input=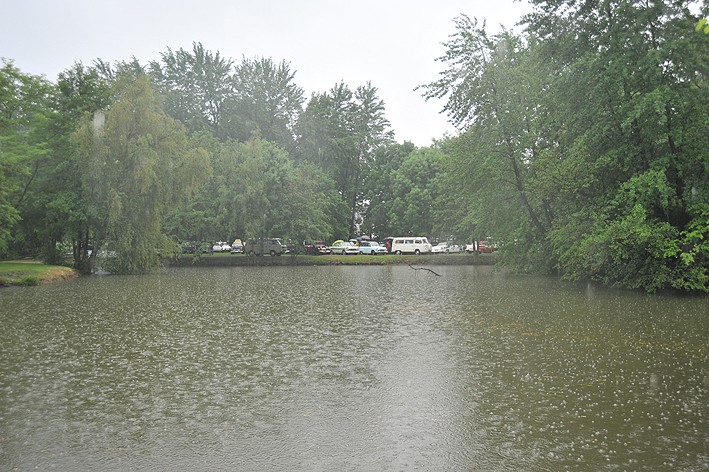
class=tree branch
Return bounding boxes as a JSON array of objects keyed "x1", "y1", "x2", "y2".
[{"x1": 407, "y1": 264, "x2": 441, "y2": 276}]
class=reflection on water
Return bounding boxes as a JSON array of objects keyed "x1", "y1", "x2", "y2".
[{"x1": 0, "y1": 266, "x2": 706, "y2": 470}]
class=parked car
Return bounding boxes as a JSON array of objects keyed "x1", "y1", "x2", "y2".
[
  {"x1": 304, "y1": 240, "x2": 332, "y2": 255},
  {"x1": 230, "y1": 239, "x2": 244, "y2": 254},
  {"x1": 465, "y1": 240, "x2": 495, "y2": 253},
  {"x1": 432, "y1": 242, "x2": 463, "y2": 254},
  {"x1": 329, "y1": 240, "x2": 359, "y2": 255},
  {"x1": 390, "y1": 237, "x2": 432, "y2": 255},
  {"x1": 479, "y1": 240, "x2": 495, "y2": 253},
  {"x1": 182, "y1": 243, "x2": 198, "y2": 254},
  {"x1": 212, "y1": 241, "x2": 231, "y2": 252},
  {"x1": 358, "y1": 241, "x2": 387, "y2": 255},
  {"x1": 243, "y1": 238, "x2": 286, "y2": 256}
]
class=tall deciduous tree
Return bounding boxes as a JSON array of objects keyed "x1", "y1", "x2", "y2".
[
  {"x1": 386, "y1": 146, "x2": 444, "y2": 237},
  {"x1": 347, "y1": 83, "x2": 394, "y2": 235},
  {"x1": 219, "y1": 137, "x2": 335, "y2": 244},
  {"x1": 421, "y1": 17, "x2": 551, "y2": 270},
  {"x1": 73, "y1": 74, "x2": 209, "y2": 273},
  {"x1": 225, "y1": 57, "x2": 305, "y2": 149},
  {"x1": 361, "y1": 141, "x2": 416, "y2": 238},
  {"x1": 149, "y1": 42, "x2": 234, "y2": 137},
  {"x1": 18, "y1": 62, "x2": 112, "y2": 266},
  {"x1": 162, "y1": 130, "x2": 222, "y2": 243},
  {"x1": 296, "y1": 81, "x2": 393, "y2": 238},
  {"x1": 0, "y1": 60, "x2": 55, "y2": 256}
]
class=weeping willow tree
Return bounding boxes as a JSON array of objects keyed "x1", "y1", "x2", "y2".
[{"x1": 73, "y1": 74, "x2": 210, "y2": 274}]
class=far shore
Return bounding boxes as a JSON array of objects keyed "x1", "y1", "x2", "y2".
[
  {"x1": 165, "y1": 252, "x2": 496, "y2": 268},
  {"x1": 1, "y1": 253, "x2": 495, "y2": 287}
]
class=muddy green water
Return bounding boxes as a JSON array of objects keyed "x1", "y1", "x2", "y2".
[{"x1": 0, "y1": 265, "x2": 706, "y2": 471}]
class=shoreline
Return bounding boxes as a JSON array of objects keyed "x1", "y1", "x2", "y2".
[
  {"x1": 1, "y1": 254, "x2": 496, "y2": 287},
  {"x1": 165, "y1": 253, "x2": 496, "y2": 268},
  {"x1": 0, "y1": 260, "x2": 78, "y2": 287}
]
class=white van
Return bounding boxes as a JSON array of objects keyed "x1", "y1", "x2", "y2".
[{"x1": 390, "y1": 237, "x2": 432, "y2": 255}]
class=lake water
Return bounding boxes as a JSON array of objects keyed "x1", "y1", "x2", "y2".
[{"x1": 0, "y1": 265, "x2": 706, "y2": 471}]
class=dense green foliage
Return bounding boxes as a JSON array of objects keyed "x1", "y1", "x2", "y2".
[
  {"x1": 73, "y1": 75, "x2": 210, "y2": 273},
  {"x1": 1, "y1": 1, "x2": 707, "y2": 291},
  {"x1": 421, "y1": 0, "x2": 708, "y2": 292},
  {"x1": 0, "y1": 61, "x2": 55, "y2": 255}
]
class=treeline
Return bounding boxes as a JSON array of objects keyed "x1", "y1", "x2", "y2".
[{"x1": 1, "y1": 0, "x2": 707, "y2": 292}]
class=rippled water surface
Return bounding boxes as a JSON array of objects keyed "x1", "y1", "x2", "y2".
[{"x1": 0, "y1": 265, "x2": 707, "y2": 470}]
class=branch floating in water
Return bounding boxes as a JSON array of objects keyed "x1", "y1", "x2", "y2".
[{"x1": 407, "y1": 264, "x2": 441, "y2": 276}]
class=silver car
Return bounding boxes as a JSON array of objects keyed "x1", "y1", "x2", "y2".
[
  {"x1": 358, "y1": 241, "x2": 387, "y2": 255},
  {"x1": 330, "y1": 240, "x2": 359, "y2": 255}
]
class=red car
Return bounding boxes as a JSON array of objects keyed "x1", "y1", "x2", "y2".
[
  {"x1": 465, "y1": 240, "x2": 495, "y2": 253},
  {"x1": 304, "y1": 240, "x2": 331, "y2": 255},
  {"x1": 478, "y1": 240, "x2": 495, "y2": 253}
]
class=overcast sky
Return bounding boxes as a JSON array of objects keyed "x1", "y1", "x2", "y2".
[{"x1": 2, "y1": 0, "x2": 532, "y2": 146}]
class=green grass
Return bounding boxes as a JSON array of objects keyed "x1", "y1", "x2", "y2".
[
  {"x1": 0, "y1": 260, "x2": 77, "y2": 287},
  {"x1": 169, "y1": 252, "x2": 495, "y2": 267}
]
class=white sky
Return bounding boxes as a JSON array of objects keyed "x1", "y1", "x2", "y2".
[{"x1": 2, "y1": 0, "x2": 532, "y2": 146}]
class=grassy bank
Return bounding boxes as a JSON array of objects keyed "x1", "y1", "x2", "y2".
[
  {"x1": 0, "y1": 260, "x2": 78, "y2": 287},
  {"x1": 166, "y1": 252, "x2": 496, "y2": 268},
  {"x1": 0, "y1": 255, "x2": 495, "y2": 286}
]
